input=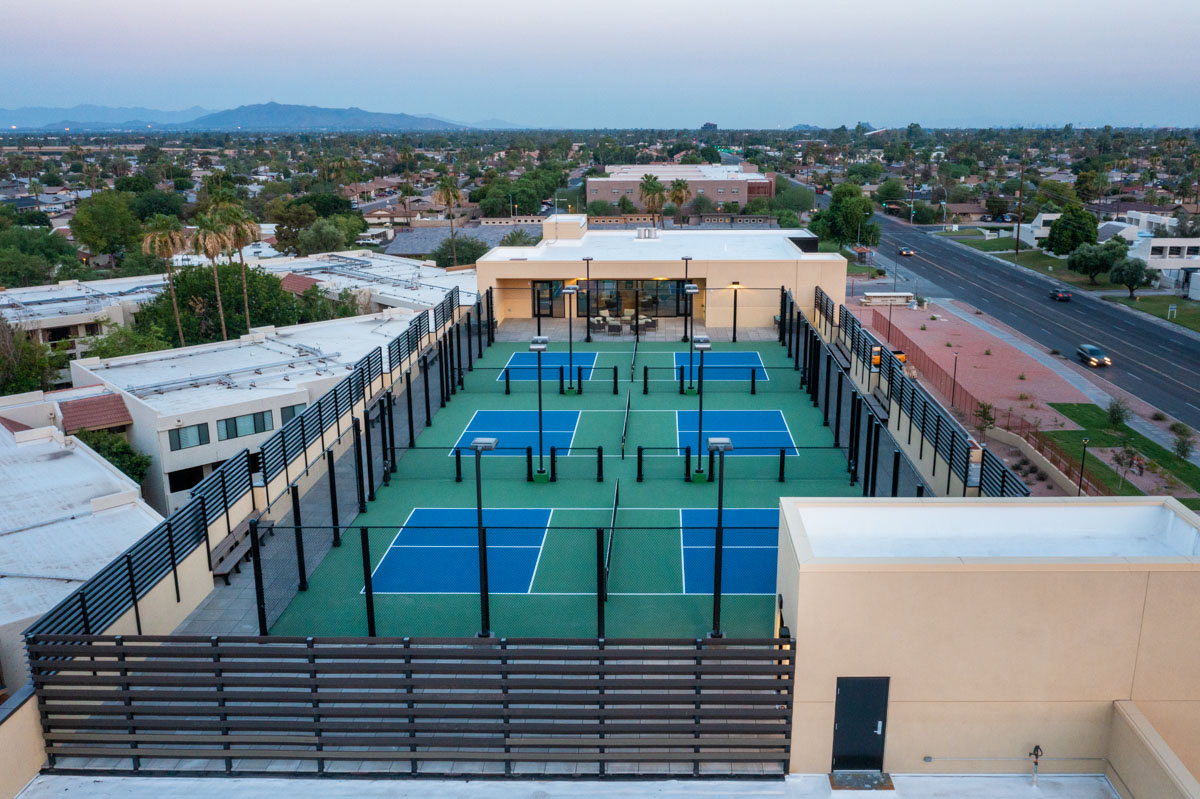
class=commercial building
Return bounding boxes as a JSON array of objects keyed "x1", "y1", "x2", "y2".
[
  {"x1": 779, "y1": 496, "x2": 1200, "y2": 788},
  {"x1": 69, "y1": 309, "x2": 424, "y2": 513},
  {"x1": 475, "y1": 215, "x2": 839, "y2": 331},
  {"x1": 0, "y1": 423, "x2": 161, "y2": 693},
  {"x1": 586, "y1": 163, "x2": 774, "y2": 211}
]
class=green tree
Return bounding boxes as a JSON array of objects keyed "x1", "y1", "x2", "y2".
[
  {"x1": 429, "y1": 235, "x2": 489, "y2": 268},
  {"x1": 1169, "y1": 422, "x2": 1195, "y2": 460},
  {"x1": 269, "y1": 202, "x2": 317, "y2": 255},
  {"x1": 297, "y1": 218, "x2": 348, "y2": 255},
  {"x1": 1066, "y1": 238, "x2": 1128, "y2": 285},
  {"x1": 76, "y1": 430, "x2": 151, "y2": 484},
  {"x1": 291, "y1": 192, "x2": 353, "y2": 217},
  {"x1": 667, "y1": 178, "x2": 691, "y2": 225},
  {"x1": 297, "y1": 285, "x2": 358, "y2": 323},
  {"x1": 499, "y1": 229, "x2": 540, "y2": 246},
  {"x1": 1106, "y1": 398, "x2": 1131, "y2": 429},
  {"x1": 1108, "y1": 256, "x2": 1157, "y2": 299},
  {"x1": 71, "y1": 191, "x2": 142, "y2": 259},
  {"x1": 114, "y1": 174, "x2": 154, "y2": 193},
  {"x1": 985, "y1": 196, "x2": 1009, "y2": 219},
  {"x1": 973, "y1": 401, "x2": 997, "y2": 440},
  {"x1": 617, "y1": 194, "x2": 637, "y2": 214},
  {"x1": 141, "y1": 214, "x2": 189, "y2": 346},
  {"x1": 875, "y1": 178, "x2": 906, "y2": 203},
  {"x1": 692, "y1": 193, "x2": 717, "y2": 215},
  {"x1": 0, "y1": 249, "x2": 55, "y2": 287},
  {"x1": 191, "y1": 214, "x2": 232, "y2": 341},
  {"x1": 638, "y1": 174, "x2": 666, "y2": 227},
  {"x1": 84, "y1": 324, "x2": 171, "y2": 359},
  {"x1": 0, "y1": 319, "x2": 60, "y2": 394},
  {"x1": 434, "y1": 175, "x2": 463, "y2": 265},
  {"x1": 810, "y1": 183, "x2": 878, "y2": 245},
  {"x1": 130, "y1": 189, "x2": 184, "y2": 221},
  {"x1": 1043, "y1": 203, "x2": 1097, "y2": 255},
  {"x1": 586, "y1": 199, "x2": 614, "y2": 216},
  {"x1": 775, "y1": 209, "x2": 801, "y2": 228}
]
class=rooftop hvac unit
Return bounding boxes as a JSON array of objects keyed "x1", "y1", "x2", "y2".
[{"x1": 636, "y1": 227, "x2": 658, "y2": 239}]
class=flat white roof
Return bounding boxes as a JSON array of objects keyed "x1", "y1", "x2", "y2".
[
  {"x1": 479, "y1": 228, "x2": 820, "y2": 264},
  {"x1": 277, "y1": 252, "x2": 478, "y2": 308},
  {"x1": 596, "y1": 164, "x2": 771, "y2": 182},
  {"x1": 78, "y1": 310, "x2": 420, "y2": 416},
  {"x1": 0, "y1": 274, "x2": 164, "y2": 324},
  {"x1": 0, "y1": 429, "x2": 161, "y2": 626},
  {"x1": 787, "y1": 498, "x2": 1200, "y2": 561}
]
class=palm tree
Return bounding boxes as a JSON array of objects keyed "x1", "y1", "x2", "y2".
[
  {"x1": 192, "y1": 213, "x2": 232, "y2": 341},
  {"x1": 638, "y1": 174, "x2": 666, "y2": 228},
  {"x1": 216, "y1": 204, "x2": 260, "y2": 331},
  {"x1": 141, "y1": 214, "x2": 188, "y2": 347},
  {"x1": 434, "y1": 174, "x2": 462, "y2": 265},
  {"x1": 667, "y1": 178, "x2": 691, "y2": 226},
  {"x1": 28, "y1": 178, "x2": 42, "y2": 213}
]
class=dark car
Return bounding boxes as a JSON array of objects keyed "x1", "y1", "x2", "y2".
[
  {"x1": 1076, "y1": 344, "x2": 1112, "y2": 367},
  {"x1": 898, "y1": 246, "x2": 916, "y2": 256},
  {"x1": 1049, "y1": 289, "x2": 1073, "y2": 302}
]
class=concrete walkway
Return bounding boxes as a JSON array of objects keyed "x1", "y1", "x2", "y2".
[{"x1": 17, "y1": 774, "x2": 1119, "y2": 799}]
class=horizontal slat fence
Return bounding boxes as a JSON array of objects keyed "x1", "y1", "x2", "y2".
[{"x1": 29, "y1": 634, "x2": 794, "y2": 778}]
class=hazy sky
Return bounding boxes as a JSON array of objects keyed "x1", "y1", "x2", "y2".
[{"x1": 4, "y1": 0, "x2": 1199, "y2": 128}]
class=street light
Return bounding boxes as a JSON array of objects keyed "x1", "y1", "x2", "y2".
[
  {"x1": 693, "y1": 335, "x2": 711, "y2": 479},
  {"x1": 562, "y1": 285, "x2": 577, "y2": 391},
  {"x1": 1077, "y1": 438, "x2": 1091, "y2": 496},
  {"x1": 583, "y1": 257, "x2": 594, "y2": 342},
  {"x1": 708, "y1": 436, "x2": 733, "y2": 638},
  {"x1": 530, "y1": 336, "x2": 549, "y2": 478},
  {"x1": 684, "y1": 284, "x2": 700, "y2": 389},
  {"x1": 681, "y1": 257, "x2": 693, "y2": 342},
  {"x1": 470, "y1": 436, "x2": 499, "y2": 637}
]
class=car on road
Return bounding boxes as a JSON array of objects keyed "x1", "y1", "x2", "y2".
[
  {"x1": 898, "y1": 246, "x2": 916, "y2": 256},
  {"x1": 1077, "y1": 344, "x2": 1112, "y2": 367},
  {"x1": 1049, "y1": 289, "x2": 1073, "y2": 302}
]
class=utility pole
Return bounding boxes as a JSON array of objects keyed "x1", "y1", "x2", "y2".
[
  {"x1": 909, "y1": 160, "x2": 916, "y2": 225},
  {"x1": 1014, "y1": 145, "x2": 1027, "y2": 265}
]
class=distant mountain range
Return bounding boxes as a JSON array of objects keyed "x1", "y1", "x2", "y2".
[{"x1": 0, "y1": 103, "x2": 524, "y2": 131}]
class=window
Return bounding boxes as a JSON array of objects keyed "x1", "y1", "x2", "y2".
[
  {"x1": 216, "y1": 410, "x2": 273, "y2": 441},
  {"x1": 167, "y1": 465, "x2": 206, "y2": 493},
  {"x1": 732, "y1": 188, "x2": 739, "y2": 195},
  {"x1": 1187, "y1": 246, "x2": 1199, "y2": 257},
  {"x1": 697, "y1": 189, "x2": 705, "y2": 194},
  {"x1": 280, "y1": 403, "x2": 306, "y2": 424},
  {"x1": 1168, "y1": 247, "x2": 1182, "y2": 257},
  {"x1": 168, "y1": 423, "x2": 210, "y2": 451},
  {"x1": 718, "y1": 188, "x2": 725, "y2": 194},
  {"x1": 625, "y1": 189, "x2": 633, "y2": 194},
  {"x1": 1151, "y1": 246, "x2": 1165, "y2": 256},
  {"x1": 590, "y1": 189, "x2": 597, "y2": 195},
  {"x1": 47, "y1": 326, "x2": 72, "y2": 343}
]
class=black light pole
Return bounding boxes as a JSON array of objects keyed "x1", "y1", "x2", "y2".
[
  {"x1": 562, "y1": 285, "x2": 577, "y2": 391},
  {"x1": 950, "y1": 352, "x2": 960, "y2": 410},
  {"x1": 471, "y1": 437, "x2": 498, "y2": 637},
  {"x1": 583, "y1": 257, "x2": 593, "y2": 342},
  {"x1": 694, "y1": 335, "x2": 711, "y2": 479},
  {"x1": 531, "y1": 336, "x2": 548, "y2": 478},
  {"x1": 685, "y1": 283, "x2": 700, "y2": 390},
  {"x1": 681, "y1": 256, "x2": 693, "y2": 342},
  {"x1": 1077, "y1": 437, "x2": 1091, "y2": 496},
  {"x1": 731, "y1": 281, "x2": 739, "y2": 343},
  {"x1": 708, "y1": 436, "x2": 733, "y2": 638}
]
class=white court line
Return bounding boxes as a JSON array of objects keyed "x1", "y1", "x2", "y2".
[
  {"x1": 526, "y1": 509, "x2": 552, "y2": 594},
  {"x1": 678, "y1": 507, "x2": 686, "y2": 594}
]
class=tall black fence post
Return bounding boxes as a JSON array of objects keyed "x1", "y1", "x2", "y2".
[
  {"x1": 596, "y1": 528, "x2": 606, "y2": 638},
  {"x1": 364, "y1": 407, "x2": 377, "y2": 503},
  {"x1": 455, "y1": 321, "x2": 464, "y2": 388},
  {"x1": 165, "y1": 519, "x2": 180, "y2": 602},
  {"x1": 291, "y1": 484, "x2": 308, "y2": 591},
  {"x1": 822, "y1": 353, "x2": 832, "y2": 426},
  {"x1": 833, "y1": 371, "x2": 844, "y2": 448},
  {"x1": 124, "y1": 553, "x2": 142, "y2": 635},
  {"x1": 848, "y1": 391, "x2": 860, "y2": 485},
  {"x1": 778, "y1": 286, "x2": 786, "y2": 344},
  {"x1": 466, "y1": 312, "x2": 474, "y2": 368},
  {"x1": 359, "y1": 526, "x2": 376, "y2": 637},
  {"x1": 732, "y1": 286, "x2": 738, "y2": 343},
  {"x1": 420, "y1": 356, "x2": 432, "y2": 426},
  {"x1": 405, "y1": 370, "x2": 416, "y2": 443},
  {"x1": 249, "y1": 519, "x2": 268, "y2": 635},
  {"x1": 437, "y1": 340, "x2": 447, "y2": 408},
  {"x1": 326, "y1": 450, "x2": 341, "y2": 546},
  {"x1": 870, "y1": 418, "x2": 883, "y2": 497},
  {"x1": 353, "y1": 417, "x2": 367, "y2": 513},
  {"x1": 387, "y1": 391, "x2": 397, "y2": 474},
  {"x1": 891, "y1": 449, "x2": 902, "y2": 497},
  {"x1": 862, "y1": 415, "x2": 875, "y2": 498}
]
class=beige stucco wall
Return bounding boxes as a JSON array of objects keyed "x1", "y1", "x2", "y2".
[
  {"x1": 1107, "y1": 701, "x2": 1200, "y2": 798},
  {"x1": 100, "y1": 540, "x2": 212, "y2": 637},
  {"x1": 0, "y1": 691, "x2": 44, "y2": 799},
  {"x1": 777, "y1": 501, "x2": 1200, "y2": 776}
]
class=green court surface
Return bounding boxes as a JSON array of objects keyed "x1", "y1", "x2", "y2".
[{"x1": 271, "y1": 339, "x2": 859, "y2": 640}]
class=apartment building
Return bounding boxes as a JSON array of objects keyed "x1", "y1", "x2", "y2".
[
  {"x1": 586, "y1": 163, "x2": 774, "y2": 211},
  {"x1": 69, "y1": 309, "x2": 423, "y2": 513}
]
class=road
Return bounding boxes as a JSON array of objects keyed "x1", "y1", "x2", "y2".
[{"x1": 862, "y1": 208, "x2": 1200, "y2": 429}]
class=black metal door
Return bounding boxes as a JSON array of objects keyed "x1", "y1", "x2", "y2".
[{"x1": 831, "y1": 676, "x2": 889, "y2": 771}]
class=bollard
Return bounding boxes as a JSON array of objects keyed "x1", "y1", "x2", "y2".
[
  {"x1": 596, "y1": 446, "x2": 604, "y2": 482},
  {"x1": 550, "y1": 446, "x2": 558, "y2": 482},
  {"x1": 612, "y1": 365, "x2": 618, "y2": 395},
  {"x1": 678, "y1": 365, "x2": 684, "y2": 395},
  {"x1": 455, "y1": 448, "x2": 462, "y2": 483},
  {"x1": 684, "y1": 445, "x2": 692, "y2": 482},
  {"x1": 504, "y1": 368, "x2": 511, "y2": 395},
  {"x1": 643, "y1": 365, "x2": 649, "y2": 395},
  {"x1": 559, "y1": 366, "x2": 565, "y2": 395},
  {"x1": 637, "y1": 446, "x2": 645, "y2": 482},
  {"x1": 578, "y1": 365, "x2": 584, "y2": 395},
  {"x1": 779, "y1": 448, "x2": 786, "y2": 482},
  {"x1": 750, "y1": 368, "x2": 756, "y2": 395},
  {"x1": 526, "y1": 447, "x2": 534, "y2": 482}
]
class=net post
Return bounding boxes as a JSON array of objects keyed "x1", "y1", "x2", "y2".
[
  {"x1": 643, "y1": 365, "x2": 649, "y2": 395},
  {"x1": 353, "y1": 417, "x2": 367, "y2": 514},
  {"x1": 526, "y1": 447, "x2": 534, "y2": 482},
  {"x1": 421, "y1": 355, "x2": 431, "y2": 426},
  {"x1": 597, "y1": 445, "x2": 604, "y2": 482},
  {"x1": 466, "y1": 311, "x2": 474, "y2": 368},
  {"x1": 685, "y1": 445, "x2": 692, "y2": 482},
  {"x1": 291, "y1": 484, "x2": 308, "y2": 592},
  {"x1": 708, "y1": 449, "x2": 715, "y2": 477},
  {"x1": 751, "y1": 367, "x2": 757, "y2": 395},
  {"x1": 505, "y1": 368, "x2": 511, "y2": 395},
  {"x1": 364, "y1": 405, "x2": 376, "y2": 503},
  {"x1": 559, "y1": 365, "x2": 565, "y2": 395},
  {"x1": 596, "y1": 528, "x2": 606, "y2": 637},
  {"x1": 326, "y1": 450, "x2": 340, "y2": 547},
  {"x1": 891, "y1": 449, "x2": 901, "y2": 497},
  {"x1": 550, "y1": 446, "x2": 557, "y2": 482},
  {"x1": 405, "y1": 369, "x2": 415, "y2": 444},
  {"x1": 249, "y1": 519, "x2": 268, "y2": 635},
  {"x1": 455, "y1": 448, "x2": 463, "y2": 483},
  {"x1": 612, "y1": 365, "x2": 618, "y2": 395},
  {"x1": 578, "y1": 365, "x2": 584, "y2": 395},
  {"x1": 359, "y1": 526, "x2": 376, "y2": 637},
  {"x1": 637, "y1": 446, "x2": 644, "y2": 482},
  {"x1": 779, "y1": 448, "x2": 786, "y2": 483}
]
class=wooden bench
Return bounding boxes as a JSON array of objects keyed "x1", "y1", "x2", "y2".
[{"x1": 210, "y1": 515, "x2": 274, "y2": 585}]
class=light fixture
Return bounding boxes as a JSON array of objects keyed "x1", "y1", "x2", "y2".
[
  {"x1": 684, "y1": 283, "x2": 699, "y2": 295},
  {"x1": 470, "y1": 437, "x2": 499, "y2": 452},
  {"x1": 707, "y1": 437, "x2": 733, "y2": 452},
  {"x1": 529, "y1": 336, "x2": 548, "y2": 352},
  {"x1": 693, "y1": 334, "x2": 711, "y2": 351},
  {"x1": 561, "y1": 285, "x2": 578, "y2": 295}
]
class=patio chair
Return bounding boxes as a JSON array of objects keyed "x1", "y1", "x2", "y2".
[{"x1": 607, "y1": 320, "x2": 623, "y2": 336}]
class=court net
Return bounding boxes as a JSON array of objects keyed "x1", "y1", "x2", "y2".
[{"x1": 603, "y1": 478, "x2": 619, "y2": 601}]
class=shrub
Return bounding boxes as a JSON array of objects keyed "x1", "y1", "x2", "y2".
[
  {"x1": 1151, "y1": 411, "x2": 1167, "y2": 422},
  {"x1": 1106, "y1": 398, "x2": 1131, "y2": 430},
  {"x1": 945, "y1": 341, "x2": 952, "y2": 347},
  {"x1": 985, "y1": 349, "x2": 992, "y2": 356},
  {"x1": 1169, "y1": 422, "x2": 1196, "y2": 460},
  {"x1": 920, "y1": 324, "x2": 927, "y2": 330},
  {"x1": 1036, "y1": 471, "x2": 1048, "y2": 482},
  {"x1": 1018, "y1": 373, "x2": 1026, "y2": 380},
  {"x1": 1018, "y1": 392, "x2": 1029, "y2": 400}
]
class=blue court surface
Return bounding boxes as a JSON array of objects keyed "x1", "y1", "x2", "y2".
[
  {"x1": 681, "y1": 508, "x2": 778, "y2": 595},
  {"x1": 675, "y1": 409, "x2": 797, "y2": 456},
  {"x1": 371, "y1": 507, "x2": 553, "y2": 594},
  {"x1": 674, "y1": 351, "x2": 767, "y2": 381},
  {"x1": 500, "y1": 351, "x2": 597, "y2": 380},
  {"x1": 452, "y1": 410, "x2": 580, "y2": 456}
]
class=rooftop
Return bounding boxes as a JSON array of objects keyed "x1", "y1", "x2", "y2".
[
  {"x1": 784, "y1": 497, "x2": 1200, "y2": 561},
  {"x1": 478, "y1": 227, "x2": 821, "y2": 263},
  {"x1": 0, "y1": 274, "x2": 164, "y2": 325},
  {"x1": 0, "y1": 427, "x2": 161, "y2": 628},
  {"x1": 76, "y1": 309, "x2": 420, "y2": 416},
  {"x1": 595, "y1": 164, "x2": 772, "y2": 182}
]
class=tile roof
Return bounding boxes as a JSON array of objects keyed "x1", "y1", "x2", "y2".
[
  {"x1": 280, "y1": 272, "x2": 322, "y2": 295},
  {"x1": 0, "y1": 415, "x2": 31, "y2": 433},
  {"x1": 59, "y1": 393, "x2": 133, "y2": 434}
]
